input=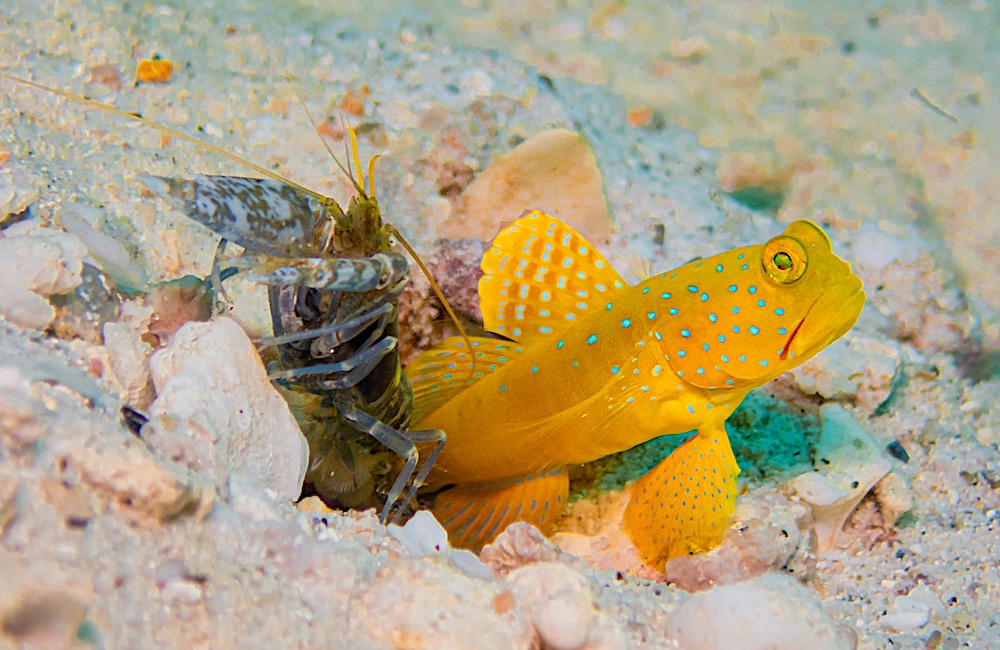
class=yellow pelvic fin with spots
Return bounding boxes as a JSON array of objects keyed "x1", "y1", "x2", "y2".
[
  {"x1": 622, "y1": 426, "x2": 741, "y2": 567},
  {"x1": 407, "y1": 336, "x2": 524, "y2": 422},
  {"x1": 433, "y1": 468, "x2": 569, "y2": 550},
  {"x1": 479, "y1": 210, "x2": 626, "y2": 344}
]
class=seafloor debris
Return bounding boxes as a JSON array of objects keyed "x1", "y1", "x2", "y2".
[
  {"x1": 0, "y1": 224, "x2": 87, "y2": 330},
  {"x1": 785, "y1": 334, "x2": 902, "y2": 413},
  {"x1": 387, "y1": 510, "x2": 492, "y2": 580},
  {"x1": 101, "y1": 322, "x2": 155, "y2": 411},
  {"x1": 58, "y1": 203, "x2": 149, "y2": 293},
  {"x1": 790, "y1": 404, "x2": 893, "y2": 552},
  {"x1": 666, "y1": 573, "x2": 856, "y2": 650},
  {"x1": 135, "y1": 58, "x2": 174, "y2": 84},
  {"x1": 482, "y1": 522, "x2": 575, "y2": 577},
  {"x1": 446, "y1": 128, "x2": 614, "y2": 242},
  {"x1": 146, "y1": 317, "x2": 308, "y2": 500},
  {"x1": 661, "y1": 493, "x2": 815, "y2": 592},
  {"x1": 507, "y1": 562, "x2": 623, "y2": 650}
]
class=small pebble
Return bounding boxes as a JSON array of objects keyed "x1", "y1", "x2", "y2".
[{"x1": 509, "y1": 563, "x2": 597, "y2": 650}]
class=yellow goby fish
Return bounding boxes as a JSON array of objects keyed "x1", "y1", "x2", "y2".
[{"x1": 407, "y1": 210, "x2": 864, "y2": 565}]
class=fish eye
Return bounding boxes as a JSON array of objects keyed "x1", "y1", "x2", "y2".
[{"x1": 762, "y1": 236, "x2": 807, "y2": 284}]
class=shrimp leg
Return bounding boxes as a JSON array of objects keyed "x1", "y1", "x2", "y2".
[{"x1": 335, "y1": 397, "x2": 445, "y2": 524}]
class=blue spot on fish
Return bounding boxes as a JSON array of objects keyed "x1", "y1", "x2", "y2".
[{"x1": 587, "y1": 334, "x2": 598, "y2": 345}]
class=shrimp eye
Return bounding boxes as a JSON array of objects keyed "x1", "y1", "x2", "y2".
[{"x1": 762, "y1": 236, "x2": 807, "y2": 284}]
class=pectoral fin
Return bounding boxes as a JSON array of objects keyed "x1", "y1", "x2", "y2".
[
  {"x1": 433, "y1": 468, "x2": 569, "y2": 550},
  {"x1": 407, "y1": 337, "x2": 524, "y2": 423},
  {"x1": 623, "y1": 426, "x2": 741, "y2": 567}
]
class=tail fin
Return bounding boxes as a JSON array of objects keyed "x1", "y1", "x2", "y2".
[
  {"x1": 622, "y1": 426, "x2": 740, "y2": 567},
  {"x1": 433, "y1": 469, "x2": 569, "y2": 551}
]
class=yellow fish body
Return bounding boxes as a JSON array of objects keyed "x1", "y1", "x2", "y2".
[{"x1": 407, "y1": 210, "x2": 864, "y2": 564}]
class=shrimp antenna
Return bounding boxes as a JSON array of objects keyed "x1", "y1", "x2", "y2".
[
  {"x1": 0, "y1": 70, "x2": 332, "y2": 206},
  {"x1": 263, "y1": 44, "x2": 478, "y2": 377},
  {"x1": 261, "y1": 42, "x2": 364, "y2": 197},
  {"x1": 2, "y1": 63, "x2": 477, "y2": 378}
]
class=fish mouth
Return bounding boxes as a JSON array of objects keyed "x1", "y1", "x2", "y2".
[{"x1": 785, "y1": 273, "x2": 866, "y2": 362}]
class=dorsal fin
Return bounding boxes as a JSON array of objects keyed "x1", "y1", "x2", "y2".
[
  {"x1": 479, "y1": 210, "x2": 626, "y2": 344},
  {"x1": 407, "y1": 336, "x2": 524, "y2": 422}
]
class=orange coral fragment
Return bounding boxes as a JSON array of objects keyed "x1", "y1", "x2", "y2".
[
  {"x1": 626, "y1": 106, "x2": 653, "y2": 128},
  {"x1": 135, "y1": 58, "x2": 173, "y2": 84},
  {"x1": 339, "y1": 85, "x2": 371, "y2": 117},
  {"x1": 316, "y1": 119, "x2": 345, "y2": 140}
]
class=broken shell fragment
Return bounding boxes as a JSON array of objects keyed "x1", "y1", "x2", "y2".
[
  {"x1": 791, "y1": 404, "x2": 891, "y2": 552},
  {"x1": 446, "y1": 129, "x2": 613, "y2": 242}
]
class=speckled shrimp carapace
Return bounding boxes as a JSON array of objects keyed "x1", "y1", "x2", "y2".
[
  {"x1": 0, "y1": 70, "x2": 457, "y2": 524},
  {"x1": 407, "y1": 210, "x2": 865, "y2": 564}
]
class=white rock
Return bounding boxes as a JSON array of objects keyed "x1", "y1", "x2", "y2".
[
  {"x1": 667, "y1": 573, "x2": 854, "y2": 650},
  {"x1": 874, "y1": 472, "x2": 914, "y2": 526},
  {"x1": 102, "y1": 322, "x2": 155, "y2": 411},
  {"x1": 0, "y1": 226, "x2": 87, "y2": 295},
  {"x1": 0, "y1": 285, "x2": 55, "y2": 329},
  {"x1": 387, "y1": 510, "x2": 493, "y2": 580},
  {"x1": 0, "y1": 166, "x2": 39, "y2": 218},
  {"x1": 880, "y1": 594, "x2": 931, "y2": 631},
  {"x1": 0, "y1": 227, "x2": 87, "y2": 329},
  {"x1": 149, "y1": 317, "x2": 308, "y2": 501},
  {"x1": 787, "y1": 334, "x2": 902, "y2": 413},
  {"x1": 508, "y1": 562, "x2": 598, "y2": 650}
]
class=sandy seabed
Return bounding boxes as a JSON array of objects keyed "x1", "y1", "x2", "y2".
[{"x1": 1, "y1": 1, "x2": 998, "y2": 648}]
